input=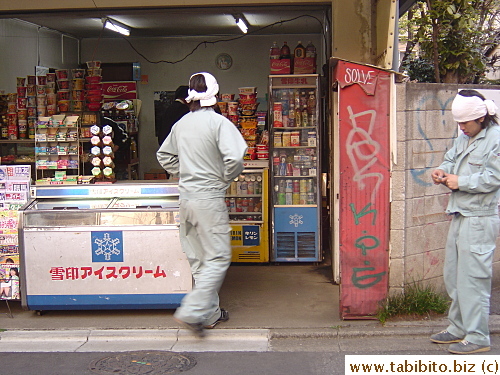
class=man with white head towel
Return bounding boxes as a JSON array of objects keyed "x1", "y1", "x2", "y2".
[
  {"x1": 430, "y1": 89, "x2": 500, "y2": 354},
  {"x1": 157, "y1": 72, "x2": 247, "y2": 337}
]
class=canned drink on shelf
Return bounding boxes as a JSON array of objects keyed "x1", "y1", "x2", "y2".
[
  {"x1": 241, "y1": 197, "x2": 249, "y2": 212},
  {"x1": 236, "y1": 198, "x2": 243, "y2": 212},
  {"x1": 285, "y1": 192, "x2": 293, "y2": 205},
  {"x1": 300, "y1": 179, "x2": 307, "y2": 193},
  {"x1": 307, "y1": 193, "x2": 315, "y2": 205},
  {"x1": 248, "y1": 197, "x2": 254, "y2": 212},
  {"x1": 299, "y1": 193, "x2": 307, "y2": 205},
  {"x1": 229, "y1": 198, "x2": 236, "y2": 212},
  {"x1": 292, "y1": 192, "x2": 300, "y2": 205},
  {"x1": 230, "y1": 180, "x2": 238, "y2": 195},
  {"x1": 247, "y1": 181, "x2": 254, "y2": 195},
  {"x1": 285, "y1": 179, "x2": 293, "y2": 192}
]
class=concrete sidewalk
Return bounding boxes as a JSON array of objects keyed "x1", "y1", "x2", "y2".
[{"x1": 1, "y1": 265, "x2": 499, "y2": 352}]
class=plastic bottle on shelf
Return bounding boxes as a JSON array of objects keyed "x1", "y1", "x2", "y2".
[
  {"x1": 270, "y1": 41, "x2": 280, "y2": 60},
  {"x1": 306, "y1": 41, "x2": 316, "y2": 58},
  {"x1": 280, "y1": 42, "x2": 291, "y2": 60},
  {"x1": 294, "y1": 41, "x2": 306, "y2": 59},
  {"x1": 306, "y1": 41, "x2": 317, "y2": 73}
]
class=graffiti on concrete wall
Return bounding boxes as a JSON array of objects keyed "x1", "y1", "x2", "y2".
[{"x1": 410, "y1": 94, "x2": 455, "y2": 187}]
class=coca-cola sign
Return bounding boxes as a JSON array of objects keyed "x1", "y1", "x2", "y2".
[
  {"x1": 102, "y1": 81, "x2": 137, "y2": 101},
  {"x1": 270, "y1": 59, "x2": 291, "y2": 75},
  {"x1": 293, "y1": 58, "x2": 316, "y2": 74}
]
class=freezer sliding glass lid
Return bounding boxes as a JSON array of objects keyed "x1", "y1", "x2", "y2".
[
  {"x1": 26, "y1": 198, "x2": 113, "y2": 210},
  {"x1": 110, "y1": 197, "x2": 179, "y2": 209}
]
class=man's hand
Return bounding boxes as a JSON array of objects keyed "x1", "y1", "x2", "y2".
[
  {"x1": 431, "y1": 169, "x2": 445, "y2": 185},
  {"x1": 441, "y1": 174, "x2": 459, "y2": 190}
]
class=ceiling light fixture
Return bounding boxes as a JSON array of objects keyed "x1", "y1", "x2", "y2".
[
  {"x1": 233, "y1": 14, "x2": 249, "y2": 34},
  {"x1": 103, "y1": 17, "x2": 131, "y2": 36}
]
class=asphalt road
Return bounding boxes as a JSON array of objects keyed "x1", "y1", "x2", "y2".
[{"x1": 2, "y1": 334, "x2": 500, "y2": 375}]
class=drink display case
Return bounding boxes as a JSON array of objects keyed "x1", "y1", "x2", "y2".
[
  {"x1": 226, "y1": 162, "x2": 269, "y2": 262},
  {"x1": 269, "y1": 74, "x2": 321, "y2": 262},
  {"x1": 18, "y1": 182, "x2": 192, "y2": 311}
]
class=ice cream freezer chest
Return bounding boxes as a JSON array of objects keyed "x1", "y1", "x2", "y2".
[{"x1": 18, "y1": 182, "x2": 192, "y2": 311}]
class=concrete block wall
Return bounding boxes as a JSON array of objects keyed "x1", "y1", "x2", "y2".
[{"x1": 391, "y1": 83, "x2": 500, "y2": 295}]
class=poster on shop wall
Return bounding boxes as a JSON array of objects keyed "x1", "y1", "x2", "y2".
[{"x1": 0, "y1": 165, "x2": 30, "y2": 301}]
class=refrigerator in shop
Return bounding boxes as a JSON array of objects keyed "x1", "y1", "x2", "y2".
[
  {"x1": 268, "y1": 74, "x2": 321, "y2": 262},
  {"x1": 227, "y1": 161, "x2": 269, "y2": 262},
  {"x1": 18, "y1": 182, "x2": 192, "y2": 311}
]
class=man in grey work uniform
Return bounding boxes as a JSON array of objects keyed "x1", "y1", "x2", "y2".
[
  {"x1": 430, "y1": 89, "x2": 500, "y2": 354},
  {"x1": 157, "y1": 72, "x2": 247, "y2": 337}
]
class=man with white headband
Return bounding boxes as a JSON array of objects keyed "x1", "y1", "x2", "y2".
[
  {"x1": 157, "y1": 72, "x2": 247, "y2": 337},
  {"x1": 430, "y1": 89, "x2": 500, "y2": 354}
]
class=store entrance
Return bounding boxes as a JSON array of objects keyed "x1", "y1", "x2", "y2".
[{"x1": 221, "y1": 263, "x2": 339, "y2": 328}]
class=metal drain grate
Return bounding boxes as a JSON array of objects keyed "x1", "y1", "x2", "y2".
[{"x1": 89, "y1": 351, "x2": 197, "y2": 374}]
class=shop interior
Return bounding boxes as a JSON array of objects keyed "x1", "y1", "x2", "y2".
[{"x1": 0, "y1": 5, "x2": 340, "y2": 321}]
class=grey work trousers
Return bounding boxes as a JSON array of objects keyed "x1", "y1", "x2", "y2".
[
  {"x1": 444, "y1": 213, "x2": 499, "y2": 346},
  {"x1": 173, "y1": 196, "x2": 232, "y2": 325}
]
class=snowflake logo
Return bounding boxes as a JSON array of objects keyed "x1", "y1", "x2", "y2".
[
  {"x1": 94, "y1": 232, "x2": 121, "y2": 261},
  {"x1": 289, "y1": 213, "x2": 303, "y2": 227}
]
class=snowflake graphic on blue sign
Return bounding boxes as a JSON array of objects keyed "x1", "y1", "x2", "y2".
[
  {"x1": 92, "y1": 231, "x2": 123, "y2": 262},
  {"x1": 289, "y1": 213, "x2": 304, "y2": 227}
]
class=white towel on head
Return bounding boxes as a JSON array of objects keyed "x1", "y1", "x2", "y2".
[
  {"x1": 452, "y1": 93, "x2": 497, "y2": 122},
  {"x1": 185, "y1": 72, "x2": 219, "y2": 107}
]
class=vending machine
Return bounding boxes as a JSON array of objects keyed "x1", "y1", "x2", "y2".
[
  {"x1": 226, "y1": 161, "x2": 269, "y2": 262},
  {"x1": 268, "y1": 74, "x2": 321, "y2": 262}
]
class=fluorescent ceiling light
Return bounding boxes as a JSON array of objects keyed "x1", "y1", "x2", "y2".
[
  {"x1": 103, "y1": 18, "x2": 130, "y2": 36},
  {"x1": 234, "y1": 15, "x2": 248, "y2": 34}
]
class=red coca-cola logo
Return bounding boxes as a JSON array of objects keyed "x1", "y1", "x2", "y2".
[
  {"x1": 106, "y1": 85, "x2": 130, "y2": 93},
  {"x1": 271, "y1": 60, "x2": 291, "y2": 68},
  {"x1": 294, "y1": 58, "x2": 314, "y2": 68}
]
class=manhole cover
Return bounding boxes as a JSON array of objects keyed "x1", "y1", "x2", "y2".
[{"x1": 89, "y1": 351, "x2": 197, "y2": 374}]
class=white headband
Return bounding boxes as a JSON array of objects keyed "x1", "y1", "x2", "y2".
[
  {"x1": 451, "y1": 93, "x2": 498, "y2": 122},
  {"x1": 185, "y1": 72, "x2": 219, "y2": 107}
]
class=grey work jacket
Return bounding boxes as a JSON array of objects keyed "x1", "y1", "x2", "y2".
[
  {"x1": 438, "y1": 124, "x2": 500, "y2": 216},
  {"x1": 157, "y1": 107, "x2": 248, "y2": 199}
]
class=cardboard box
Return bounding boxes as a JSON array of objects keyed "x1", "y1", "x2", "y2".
[
  {"x1": 270, "y1": 59, "x2": 292, "y2": 75},
  {"x1": 293, "y1": 57, "x2": 316, "y2": 74}
]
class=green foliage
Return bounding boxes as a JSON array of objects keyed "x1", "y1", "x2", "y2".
[
  {"x1": 400, "y1": 57, "x2": 436, "y2": 82},
  {"x1": 376, "y1": 282, "x2": 449, "y2": 324},
  {"x1": 400, "y1": 0, "x2": 500, "y2": 83}
]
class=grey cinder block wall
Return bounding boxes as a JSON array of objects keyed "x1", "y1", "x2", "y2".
[{"x1": 390, "y1": 83, "x2": 500, "y2": 296}]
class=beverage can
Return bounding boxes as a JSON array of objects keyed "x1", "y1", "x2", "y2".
[
  {"x1": 293, "y1": 180, "x2": 300, "y2": 193},
  {"x1": 292, "y1": 192, "x2": 300, "y2": 205},
  {"x1": 307, "y1": 193, "x2": 315, "y2": 205},
  {"x1": 242, "y1": 198, "x2": 249, "y2": 212},
  {"x1": 285, "y1": 192, "x2": 293, "y2": 205},
  {"x1": 247, "y1": 181, "x2": 254, "y2": 195},
  {"x1": 300, "y1": 179, "x2": 307, "y2": 193},
  {"x1": 285, "y1": 179, "x2": 293, "y2": 192},
  {"x1": 278, "y1": 193, "x2": 286, "y2": 205},
  {"x1": 299, "y1": 193, "x2": 307, "y2": 205}
]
